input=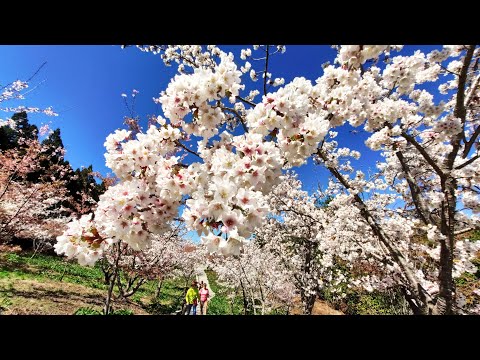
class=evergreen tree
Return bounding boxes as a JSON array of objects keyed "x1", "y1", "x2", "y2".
[
  {"x1": 27, "y1": 128, "x2": 70, "y2": 183},
  {"x1": 12, "y1": 111, "x2": 38, "y2": 141},
  {"x1": 0, "y1": 111, "x2": 38, "y2": 151}
]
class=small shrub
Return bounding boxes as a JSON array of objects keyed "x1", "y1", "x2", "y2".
[
  {"x1": 111, "y1": 309, "x2": 134, "y2": 315},
  {"x1": 74, "y1": 307, "x2": 134, "y2": 315},
  {"x1": 74, "y1": 307, "x2": 102, "y2": 315},
  {"x1": 468, "y1": 230, "x2": 480, "y2": 242}
]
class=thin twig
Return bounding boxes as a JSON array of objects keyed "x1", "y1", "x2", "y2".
[
  {"x1": 176, "y1": 140, "x2": 201, "y2": 159},
  {"x1": 26, "y1": 62, "x2": 48, "y2": 83},
  {"x1": 220, "y1": 106, "x2": 248, "y2": 133},
  {"x1": 235, "y1": 96, "x2": 257, "y2": 108}
]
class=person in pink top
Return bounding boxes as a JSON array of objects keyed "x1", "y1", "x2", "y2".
[{"x1": 199, "y1": 283, "x2": 210, "y2": 315}]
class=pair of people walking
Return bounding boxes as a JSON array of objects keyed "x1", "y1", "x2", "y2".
[{"x1": 184, "y1": 280, "x2": 210, "y2": 315}]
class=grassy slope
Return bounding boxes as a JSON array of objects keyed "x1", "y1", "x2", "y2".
[{"x1": 0, "y1": 251, "x2": 184, "y2": 315}]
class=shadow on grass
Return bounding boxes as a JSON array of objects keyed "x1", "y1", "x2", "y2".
[
  {"x1": 143, "y1": 284, "x2": 185, "y2": 314},
  {"x1": 2, "y1": 286, "x2": 105, "y2": 306},
  {"x1": 0, "y1": 259, "x2": 34, "y2": 274}
]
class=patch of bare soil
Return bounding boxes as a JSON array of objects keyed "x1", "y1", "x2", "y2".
[
  {"x1": 0, "y1": 277, "x2": 148, "y2": 315},
  {"x1": 290, "y1": 297, "x2": 344, "y2": 315},
  {"x1": 311, "y1": 300, "x2": 344, "y2": 315}
]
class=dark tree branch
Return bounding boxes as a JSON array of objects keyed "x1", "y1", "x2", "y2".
[
  {"x1": 236, "y1": 96, "x2": 258, "y2": 108},
  {"x1": 263, "y1": 45, "x2": 270, "y2": 96},
  {"x1": 463, "y1": 74, "x2": 480, "y2": 157},
  {"x1": 220, "y1": 106, "x2": 248, "y2": 133},
  {"x1": 175, "y1": 140, "x2": 201, "y2": 159},
  {"x1": 439, "y1": 64, "x2": 460, "y2": 77},
  {"x1": 26, "y1": 62, "x2": 48, "y2": 83},
  {"x1": 447, "y1": 45, "x2": 476, "y2": 170},
  {"x1": 455, "y1": 153, "x2": 480, "y2": 170},
  {"x1": 395, "y1": 151, "x2": 433, "y2": 225},
  {"x1": 399, "y1": 130, "x2": 446, "y2": 179},
  {"x1": 463, "y1": 125, "x2": 480, "y2": 158}
]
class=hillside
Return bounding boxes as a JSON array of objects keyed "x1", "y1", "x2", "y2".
[{"x1": 0, "y1": 247, "x2": 183, "y2": 315}]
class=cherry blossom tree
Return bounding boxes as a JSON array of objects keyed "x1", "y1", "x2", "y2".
[
  {"x1": 259, "y1": 174, "x2": 480, "y2": 314},
  {"x1": 100, "y1": 222, "x2": 193, "y2": 314},
  {"x1": 56, "y1": 45, "x2": 480, "y2": 315},
  {"x1": 1, "y1": 66, "x2": 67, "y2": 252},
  {"x1": 0, "y1": 131, "x2": 71, "y2": 250},
  {"x1": 210, "y1": 240, "x2": 296, "y2": 314},
  {"x1": 310, "y1": 45, "x2": 480, "y2": 314},
  {"x1": 172, "y1": 241, "x2": 205, "y2": 290},
  {"x1": 256, "y1": 174, "x2": 349, "y2": 314},
  {"x1": 0, "y1": 63, "x2": 57, "y2": 121},
  {"x1": 104, "y1": 223, "x2": 187, "y2": 300}
]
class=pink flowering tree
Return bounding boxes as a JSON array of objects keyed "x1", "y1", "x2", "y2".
[
  {"x1": 210, "y1": 240, "x2": 296, "y2": 314},
  {"x1": 101, "y1": 223, "x2": 187, "y2": 314},
  {"x1": 172, "y1": 242, "x2": 205, "y2": 290},
  {"x1": 0, "y1": 66, "x2": 67, "y2": 251},
  {"x1": 0, "y1": 129, "x2": 71, "y2": 251},
  {"x1": 0, "y1": 66, "x2": 57, "y2": 121},
  {"x1": 259, "y1": 174, "x2": 480, "y2": 314},
  {"x1": 56, "y1": 45, "x2": 480, "y2": 315},
  {"x1": 310, "y1": 45, "x2": 480, "y2": 314},
  {"x1": 256, "y1": 174, "x2": 351, "y2": 314}
]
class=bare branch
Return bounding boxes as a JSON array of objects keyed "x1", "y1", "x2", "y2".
[
  {"x1": 447, "y1": 45, "x2": 476, "y2": 169},
  {"x1": 236, "y1": 95, "x2": 258, "y2": 108},
  {"x1": 399, "y1": 130, "x2": 446, "y2": 179},
  {"x1": 220, "y1": 106, "x2": 248, "y2": 133},
  {"x1": 455, "y1": 153, "x2": 480, "y2": 170},
  {"x1": 26, "y1": 62, "x2": 47, "y2": 83},
  {"x1": 263, "y1": 45, "x2": 270, "y2": 96},
  {"x1": 395, "y1": 150, "x2": 434, "y2": 225},
  {"x1": 175, "y1": 140, "x2": 201, "y2": 159}
]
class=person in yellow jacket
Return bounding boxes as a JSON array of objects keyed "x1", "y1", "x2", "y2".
[{"x1": 184, "y1": 281, "x2": 200, "y2": 315}]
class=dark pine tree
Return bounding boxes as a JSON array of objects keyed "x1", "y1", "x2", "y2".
[
  {"x1": 0, "y1": 111, "x2": 38, "y2": 151},
  {"x1": 27, "y1": 128, "x2": 71, "y2": 183}
]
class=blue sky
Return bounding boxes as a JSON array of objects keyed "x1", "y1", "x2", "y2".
[{"x1": 0, "y1": 45, "x2": 441, "y2": 195}]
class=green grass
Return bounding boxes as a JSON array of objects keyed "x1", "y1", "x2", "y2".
[
  {"x1": 0, "y1": 296, "x2": 12, "y2": 313},
  {"x1": 0, "y1": 251, "x2": 188, "y2": 314},
  {"x1": 205, "y1": 270, "x2": 245, "y2": 315},
  {"x1": 468, "y1": 230, "x2": 480, "y2": 242},
  {"x1": 0, "y1": 252, "x2": 106, "y2": 289},
  {"x1": 74, "y1": 307, "x2": 134, "y2": 315},
  {"x1": 143, "y1": 278, "x2": 185, "y2": 314}
]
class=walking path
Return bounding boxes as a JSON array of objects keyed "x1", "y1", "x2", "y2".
[{"x1": 195, "y1": 265, "x2": 214, "y2": 314}]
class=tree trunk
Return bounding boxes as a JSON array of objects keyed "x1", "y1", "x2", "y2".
[
  {"x1": 250, "y1": 288, "x2": 257, "y2": 315},
  {"x1": 434, "y1": 178, "x2": 457, "y2": 315},
  {"x1": 400, "y1": 286, "x2": 425, "y2": 315},
  {"x1": 231, "y1": 288, "x2": 238, "y2": 315},
  {"x1": 301, "y1": 240, "x2": 315, "y2": 315},
  {"x1": 301, "y1": 291, "x2": 315, "y2": 315},
  {"x1": 155, "y1": 276, "x2": 164, "y2": 299},
  {"x1": 239, "y1": 278, "x2": 248, "y2": 315},
  {"x1": 104, "y1": 242, "x2": 121, "y2": 315},
  {"x1": 104, "y1": 271, "x2": 116, "y2": 315}
]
